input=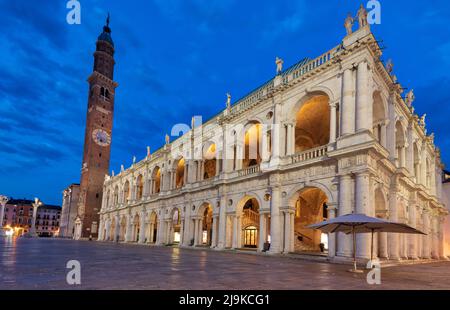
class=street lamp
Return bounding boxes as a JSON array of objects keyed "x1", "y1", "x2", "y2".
[
  {"x1": 29, "y1": 197, "x2": 43, "y2": 237},
  {"x1": 0, "y1": 195, "x2": 9, "y2": 237}
]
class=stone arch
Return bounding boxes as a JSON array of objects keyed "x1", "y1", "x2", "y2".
[
  {"x1": 395, "y1": 121, "x2": 407, "y2": 168},
  {"x1": 242, "y1": 121, "x2": 263, "y2": 169},
  {"x1": 235, "y1": 195, "x2": 261, "y2": 249},
  {"x1": 151, "y1": 166, "x2": 161, "y2": 193},
  {"x1": 372, "y1": 90, "x2": 387, "y2": 146},
  {"x1": 109, "y1": 216, "x2": 116, "y2": 241},
  {"x1": 123, "y1": 180, "x2": 131, "y2": 203},
  {"x1": 287, "y1": 181, "x2": 335, "y2": 207},
  {"x1": 119, "y1": 215, "x2": 127, "y2": 241},
  {"x1": 131, "y1": 213, "x2": 140, "y2": 242},
  {"x1": 203, "y1": 142, "x2": 217, "y2": 179},
  {"x1": 374, "y1": 187, "x2": 389, "y2": 259},
  {"x1": 136, "y1": 174, "x2": 144, "y2": 200},
  {"x1": 168, "y1": 207, "x2": 182, "y2": 244},
  {"x1": 147, "y1": 210, "x2": 159, "y2": 243},
  {"x1": 172, "y1": 157, "x2": 185, "y2": 188},
  {"x1": 197, "y1": 202, "x2": 214, "y2": 246},
  {"x1": 289, "y1": 186, "x2": 330, "y2": 253},
  {"x1": 113, "y1": 185, "x2": 119, "y2": 206},
  {"x1": 292, "y1": 92, "x2": 330, "y2": 152}
]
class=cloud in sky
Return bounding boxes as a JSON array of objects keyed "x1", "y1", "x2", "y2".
[{"x1": 0, "y1": 0, "x2": 449, "y2": 204}]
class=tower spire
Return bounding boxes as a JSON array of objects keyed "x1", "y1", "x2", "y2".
[{"x1": 103, "y1": 13, "x2": 111, "y2": 34}]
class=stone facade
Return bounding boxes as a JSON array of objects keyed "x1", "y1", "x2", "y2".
[
  {"x1": 60, "y1": 184, "x2": 80, "y2": 238},
  {"x1": 98, "y1": 21, "x2": 448, "y2": 262}
]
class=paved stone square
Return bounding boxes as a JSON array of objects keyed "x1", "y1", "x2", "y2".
[{"x1": 1, "y1": 237, "x2": 449, "y2": 290}]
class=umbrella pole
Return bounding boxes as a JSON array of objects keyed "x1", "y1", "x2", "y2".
[
  {"x1": 371, "y1": 228, "x2": 374, "y2": 262},
  {"x1": 353, "y1": 227, "x2": 357, "y2": 271}
]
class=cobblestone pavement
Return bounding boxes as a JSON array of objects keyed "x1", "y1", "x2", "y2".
[{"x1": 1, "y1": 237, "x2": 449, "y2": 290}]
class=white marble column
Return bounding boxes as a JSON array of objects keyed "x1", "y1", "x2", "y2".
[
  {"x1": 406, "y1": 124, "x2": 414, "y2": 174},
  {"x1": 269, "y1": 187, "x2": 282, "y2": 254},
  {"x1": 388, "y1": 189, "x2": 400, "y2": 260},
  {"x1": 192, "y1": 218, "x2": 198, "y2": 245},
  {"x1": 337, "y1": 175, "x2": 352, "y2": 257},
  {"x1": 422, "y1": 211, "x2": 430, "y2": 258},
  {"x1": 138, "y1": 214, "x2": 146, "y2": 243},
  {"x1": 356, "y1": 61, "x2": 371, "y2": 131},
  {"x1": 114, "y1": 215, "x2": 120, "y2": 242},
  {"x1": 355, "y1": 172, "x2": 371, "y2": 258},
  {"x1": 285, "y1": 123, "x2": 294, "y2": 156},
  {"x1": 340, "y1": 68, "x2": 355, "y2": 135},
  {"x1": 329, "y1": 102, "x2": 337, "y2": 147},
  {"x1": 258, "y1": 212, "x2": 268, "y2": 252},
  {"x1": 327, "y1": 205, "x2": 337, "y2": 258},
  {"x1": 211, "y1": 216, "x2": 218, "y2": 248},
  {"x1": 217, "y1": 196, "x2": 227, "y2": 249},
  {"x1": 124, "y1": 215, "x2": 132, "y2": 242},
  {"x1": 408, "y1": 206, "x2": 418, "y2": 259},
  {"x1": 386, "y1": 92, "x2": 396, "y2": 160},
  {"x1": 231, "y1": 215, "x2": 238, "y2": 249}
]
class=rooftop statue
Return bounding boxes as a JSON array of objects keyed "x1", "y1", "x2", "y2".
[
  {"x1": 275, "y1": 57, "x2": 284, "y2": 75},
  {"x1": 165, "y1": 134, "x2": 170, "y2": 145},
  {"x1": 420, "y1": 114, "x2": 426, "y2": 127},
  {"x1": 147, "y1": 146, "x2": 151, "y2": 157},
  {"x1": 120, "y1": 164, "x2": 124, "y2": 172},
  {"x1": 356, "y1": 4, "x2": 368, "y2": 28},
  {"x1": 132, "y1": 156, "x2": 136, "y2": 165},
  {"x1": 344, "y1": 13, "x2": 354, "y2": 35},
  {"x1": 405, "y1": 89, "x2": 415, "y2": 107},
  {"x1": 385, "y1": 59, "x2": 394, "y2": 74},
  {"x1": 226, "y1": 93, "x2": 231, "y2": 109}
]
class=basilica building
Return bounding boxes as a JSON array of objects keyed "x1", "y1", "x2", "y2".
[{"x1": 97, "y1": 11, "x2": 448, "y2": 263}]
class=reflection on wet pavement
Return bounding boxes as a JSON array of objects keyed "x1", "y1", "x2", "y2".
[{"x1": 1, "y1": 237, "x2": 449, "y2": 290}]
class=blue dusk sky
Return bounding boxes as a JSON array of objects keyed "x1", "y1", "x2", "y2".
[{"x1": 0, "y1": 0, "x2": 449, "y2": 205}]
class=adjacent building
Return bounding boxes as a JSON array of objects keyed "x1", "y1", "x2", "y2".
[
  {"x1": 35, "y1": 205, "x2": 61, "y2": 237},
  {"x1": 60, "y1": 184, "x2": 80, "y2": 238},
  {"x1": 98, "y1": 9, "x2": 448, "y2": 264},
  {"x1": 442, "y1": 170, "x2": 450, "y2": 256},
  {"x1": 2, "y1": 199, "x2": 34, "y2": 236}
]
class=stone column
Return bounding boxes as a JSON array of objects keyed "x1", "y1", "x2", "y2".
[
  {"x1": 97, "y1": 219, "x2": 104, "y2": 241},
  {"x1": 340, "y1": 68, "x2": 355, "y2": 135},
  {"x1": 327, "y1": 204, "x2": 337, "y2": 258},
  {"x1": 29, "y1": 198, "x2": 42, "y2": 237},
  {"x1": 285, "y1": 123, "x2": 294, "y2": 156},
  {"x1": 386, "y1": 92, "x2": 396, "y2": 160},
  {"x1": 380, "y1": 122, "x2": 387, "y2": 147},
  {"x1": 193, "y1": 218, "x2": 199, "y2": 245},
  {"x1": 269, "y1": 186, "x2": 282, "y2": 254},
  {"x1": 431, "y1": 216, "x2": 439, "y2": 259},
  {"x1": 355, "y1": 172, "x2": 371, "y2": 258},
  {"x1": 337, "y1": 175, "x2": 352, "y2": 257},
  {"x1": 211, "y1": 215, "x2": 218, "y2": 248},
  {"x1": 408, "y1": 206, "x2": 418, "y2": 259},
  {"x1": 198, "y1": 218, "x2": 204, "y2": 245},
  {"x1": 124, "y1": 215, "x2": 132, "y2": 242},
  {"x1": 438, "y1": 217, "x2": 445, "y2": 258},
  {"x1": 356, "y1": 61, "x2": 370, "y2": 131},
  {"x1": 421, "y1": 145, "x2": 427, "y2": 187},
  {"x1": 388, "y1": 188, "x2": 400, "y2": 260},
  {"x1": 0, "y1": 196, "x2": 9, "y2": 234},
  {"x1": 422, "y1": 210, "x2": 430, "y2": 258},
  {"x1": 114, "y1": 215, "x2": 120, "y2": 242},
  {"x1": 258, "y1": 212, "x2": 268, "y2": 252},
  {"x1": 378, "y1": 232, "x2": 389, "y2": 259},
  {"x1": 406, "y1": 124, "x2": 414, "y2": 174},
  {"x1": 329, "y1": 102, "x2": 337, "y2": 147},
  {"x1": 282, "y1": 210, "x2": 291, "y2": 253},
  {"x1": 138, "y1": 214, "x2": 146, "y2": 243},
  {"x1": 217, "y1": 196, "x2": 227, "y2": 249},
  {"x1": 231, "y1": 215, "x2": 238, "y2": 249}
]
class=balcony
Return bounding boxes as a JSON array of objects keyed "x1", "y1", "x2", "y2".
[
  {"x1": 290, "y1": 145, "x2": 327, "y2": 164},
  {"x1": 237, "y1": 165, "x2": 261, "y2": 177}
]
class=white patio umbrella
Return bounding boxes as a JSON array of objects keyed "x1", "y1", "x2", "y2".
[{"x1": 307, "y1": 213, "x2": 425, "y2": 272}]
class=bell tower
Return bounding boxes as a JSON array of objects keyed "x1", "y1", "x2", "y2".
[{"x1": 74, "y1": 15, "x2": 118, "y2": 239}]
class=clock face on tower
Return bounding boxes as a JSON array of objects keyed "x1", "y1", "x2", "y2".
[{"x1": 92, "y1": 129, "x2": 111, "y2": 146}]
